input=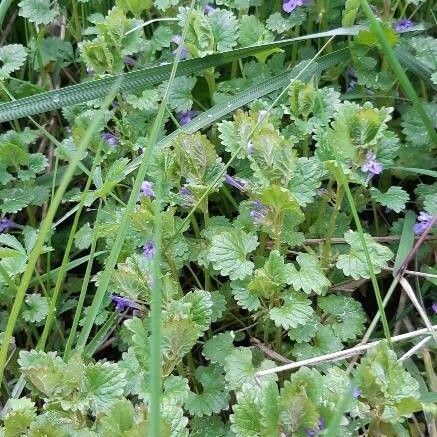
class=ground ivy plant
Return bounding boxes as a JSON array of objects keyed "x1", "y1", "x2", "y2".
[{"x1": 0, "y1": 0, "x2": 436, "y2": 436}]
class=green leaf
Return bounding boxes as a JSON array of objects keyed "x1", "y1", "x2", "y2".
[
  {"x1": 163, "y1": 375, "x2": 190, "y2": 407},
  {"x1": 110, "y1": 254, "x2": 152, "y2": 302},
  {"x1": 230, "y1": 385, "x2": 263, "y2": 436},
  {"x1": 266, "y1": 10, "x2": 306, "y2": 34},
  {"x1": 0, "y1": 45, "x2": 27, "y2": 79},
  {"x1": 292, "y1": 326, "x2": 343, "y2": 361},
  {"x1": 126, "y1": 89, "x2": 160, "y2": 112},
  {"x1": 181, "y1": 289, "x2": 213, "y2": 332},
  {"x1": 224, "y1": 347, "x2": 277, "y2": 391},
  {"x1": 357, "y1": 341, "x2": 421, "y2": 420},
  {"x1": 85, "y1": 361, "x2": 127, "y2": 414},
  {"x1": 161, "y1": 318, "x2": 200, "y2": 372},
  {"x1": 159, "y1": 75, "x2": 197, "y2": 112},
  {"x1": 210, "y1": 290, "x2": 226, "y2": 323},
  {"x1": 98, "y1": 398, "x2": 136, "y2": 435},
  {"x1": 401, "y1": 102, "x2": 437, "y2": 147},
  {"x1": 318, "y1": 295, "x2": 366, "y2": 342},
  {"x1": 288, "y1": 316, "x2": 322, "y2": 343},
  {"x1": 74, "y1": 223, "x2": 93, "y2": 250},
  {"x1": 238, "y1": 15, "x2": 274, "y2": 47},
  {"x1": 286, "y1": 253, "x2": 330, "y2": 295},
  {"x1": 22, "y1": 294, "x2": 49, "y2": 323},
  {"x1": 424, "y1": 193, "x2": 437, "y2": 215},
  {"x1": 209, "y1": 9, "x2": 239, "y2": 52},
  {"x1": 2, "y1": 398, "x2": 36, "y2": 437},
  {"x1": 185, "y1": 365, "x2": 230, "y2": 417},
  {"x1": 336, "y1": 231, "x2": 393, "y2": 280},
  {"x1": 189, "y1": 416, "x2": 227, "y2": 437},
  {"x1": 28, "y1": 37, "x2": 74, "y2": 71},
  {"x1": 269, "y1": 291, "x2": 313, "y2": 329},
  {"x1": 370, "y1": 187, "x2": 409, "y2": 213},
  {"x1": 288, "y1": 157, "x2": 325, "y2": 206},
  {"x1": 18, "y1": 0, "x2": 59, "y2": 25},
  {"x1": 260, "y1": 185, "x2": 302, "y2": 216},
  {"x1": 208, "y1": 229, "x2": 258, "y2": 280},
  {"x1": 203, "y1": 331, "x2": 235, "y2": 366},
  {"x1": 231, "y1": 279, "x2": 261, "y2": 311},
  {"x1": 116, "y1": 0, "x2": 152, "y2": 16},
  {"x1": 355, "y1": 23, "x2": 398, "y2": 48}
]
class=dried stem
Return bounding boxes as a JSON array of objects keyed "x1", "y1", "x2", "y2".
[{"x1": 256, "y1": 325, "x2": 437, "y2": 377}]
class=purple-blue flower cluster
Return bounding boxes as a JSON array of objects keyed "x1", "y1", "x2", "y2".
[
  {"x1": 204, "y1": 4, "x2": 214, "y2": 15},
  {"x1": 141, "y1": 181, "x2": 155, "y2": 198},
  {"x1": 361, "y1": 152, "x2": 383, "y2": 176},
  {"x1": 177, "y1": 110, "x2": 197, "y2": 126},
  {"x1": 225, "y1": 174, "x2": 247, "y2": 192},
  {"x1": 306, "y1": 417, "x2": 325, "y2": 436},
  {"x1": 143, "y1": 240, "x2": 155, "y2": 259},
  {"x1": 413, "y1": 211, "x2": 434, "y2": 235},
  {"x1": 172, "y1": 35, "x2": 190, "y2": 60},
  {"x1": 0, "y1": 217, "x2": 14, "y2": 234},
  {"x1": 102, "y1": 132, "x2": 119, "y2": 146},
  {"x1": 180, "y1": 186, "x2": 195, "y2": 206},
  {"x1": 111, "y1": 295, "x2": 141, "y2": 312},
  {"x1": 250, "y1": 200, "x2": 270, "y2": 224},
  {"x1": 283, "y1": 0, "x2": 305, "y2": 13},
  {"x1": 394, "y1": 19, "x2": 414, "y2": 33}
]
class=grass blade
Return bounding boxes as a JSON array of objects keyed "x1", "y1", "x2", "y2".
[
  {"x1": 334, "y1": 162, "x2": 392, "y2": 342},
  {"x1": 393, "y1": 210, "x2": 416, "y2": 276},
  {"x1": 0, "y1": 25, "x2": 367, "y2": 122}
]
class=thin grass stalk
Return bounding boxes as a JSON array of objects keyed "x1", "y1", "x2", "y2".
[
  {"x1": 359, "y1": 0, "x2": 437, "y2": 145},
  {"x1": 334, "y1": 162, "x2": 392, "y2": 342},
  {"x1": 0, "y1": 0, "x2": 14, "y2": 27},
  {"x1": 38, "y1": 143, "x2": 103, "y2": 351},
  {"x1": 0, "y1": 80, "x2": 122, "y2": 386},
  {"x1": 64, "y1": 201, "x2": 103, "y2": 360}
]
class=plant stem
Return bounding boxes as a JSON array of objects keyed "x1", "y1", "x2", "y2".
[
  {"x1": 64, "y1": 201, "x2": 102, "y2": 361},
  {"x1": 322, "y1": 186, "x2": 344, "y2": 268}
]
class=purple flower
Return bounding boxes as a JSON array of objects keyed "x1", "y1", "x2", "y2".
[
  {"x1": 172, "y1": 35, "x2": 190, "y2": 60},
  {"x1": 124, "y1": 56, "x2": 136, "y2": 66},
  {"x1": 180, "y1": 186, "x2": 194, "y2": 206},
  {"x1": 177, "y1": 110, "x2": 197, "y2": 126},
  {"x1": 432, "y1": 303, "x2": 437, "y2": 314},
  {"x1": 352, "y1": 387, "x2": 362, "y2": 398},
  {"x1": 347, "y1": 78, "x2": 358, "y2": 92},
  {"x1": 141, "y1": 181, "x2": 155, "y2": 198},
  {"x1": 283, "y1": 0, "x2": 304, "y2": 13},
  {"x1": 414, "y1": 211, "x2": 434, "y2": 235},
  {"x1": 361, "y1": 152, "x2": 383, "y2": 176},
  {"x1": 250, "y1": 200, "x2": 270, "y2": 224},
  {"x1": 0, "y1": 217, "x2": 15, "y2": 233},
  {"x1": 225, "y1": 174, "x2": 247, "y2": 192},
  {"x1": 101, "y1": 132, "x2": 119, "y2": 146},
  {"x1": 111, "y1": 295, "x2": 141, "y2": 312},
  {"x1": 318, "y1": 417, "x2": 325, "y2": 430},
  {"x1": 305, "y1": 416, "x2": 325, "y2": 436},
  {"x1": 143, "y1": 240, "x2": 155, "y2": 259},
  {"x1": 394, "y1": 19, "x2": 414, "y2": 33},
  {"x1": 204, "y1": 4, "x2": 215, "y2": 15}
]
